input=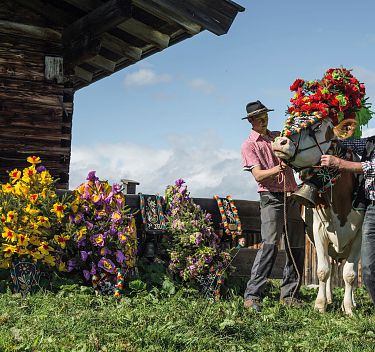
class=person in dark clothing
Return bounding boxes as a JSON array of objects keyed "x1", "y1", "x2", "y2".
[{"x1": 320, "y1": 136, "x2": 375, "y2": 307}]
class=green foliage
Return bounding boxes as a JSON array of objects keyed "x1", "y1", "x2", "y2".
[
  {"x1": 354, "y1": 105, "x2": 374, "y2": 138},
  {"x1": 0, "y1": 285, "x2": 374, "y2": 352},
  {"x1": 128, "y1": 280, "x2": 147, "y2": 293}
]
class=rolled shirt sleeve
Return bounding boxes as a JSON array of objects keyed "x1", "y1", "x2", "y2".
[{"x1": 241, "y1": 142, "x2": 259, "y2": 172}]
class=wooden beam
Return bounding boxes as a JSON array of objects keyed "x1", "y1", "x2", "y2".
[
  {"x1": 0, "y1": 20, "x2": 61, "y2": 41},
  {"x1": 62, "y1": 0, "x2": 132, "y2": 43},
  {"x1": 132, "y1": 0, "x2": 244, "y2": 36},
  {"x1": 63, "y1": 0, "x2": 103, "y2": 12},
  {"x1": 15, "y1": 0, "x2": 75, "y2": 26},
  {"x1": 74, "y1": 66, "x2": 93, "y2": 82},
  {"x1": 101, "y1": 33, "x2": 142, "y2": 61},
  {"x1": 133, "y1": 0, "x2": 201, "y2": 35},
  {"x1": 86, "y1": 55, "x2": 116, "y2": 72},
  {"x1": 117, "y1": 18, "x2": 170, "y2": 49},
  {"x1": 64, "y1": 36, "x2": 102, "y2": 68},
  {"x1": 63, "y1": 0, "x2": 168, "y2": 53}
]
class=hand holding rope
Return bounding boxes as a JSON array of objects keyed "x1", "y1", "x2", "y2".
[{"x1": 277, "y1": 160, "x2": 287, "y2": 184}]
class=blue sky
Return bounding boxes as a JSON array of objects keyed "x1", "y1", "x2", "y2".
[{"x1": 70, "y1": 0, "x2": 375, "y2": 200}]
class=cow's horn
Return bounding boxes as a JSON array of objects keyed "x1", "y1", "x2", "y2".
[{"x1": 291, "y1": 183, "x2": 319, "y2": 208}]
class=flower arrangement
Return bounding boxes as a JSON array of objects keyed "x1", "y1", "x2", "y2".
[
  {"x1": 164, "y1": 179, "x2": 231, "y2": 283},
  {"x1": 67, "y1": 171, "x2": 137, "y2": 289},
  {"x1": 282, "y1": 67, "x2": 373, "y2": 137},
  {"x1": 0, "y1": 156, "x2": 71, "y2": 271}
]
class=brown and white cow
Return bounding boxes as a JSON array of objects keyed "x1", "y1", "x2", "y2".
[{"x1": 272, "y1": 118, "x2": 364, "y2": 315}]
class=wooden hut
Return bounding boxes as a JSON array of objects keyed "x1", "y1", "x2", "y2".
[{"x1": 0, "y1": 0, "x2": 244, "y2": 189}]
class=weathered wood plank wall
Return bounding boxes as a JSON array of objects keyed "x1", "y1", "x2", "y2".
[{"x1": 0, "y1": 3, "x2": 72, "y2": 188}]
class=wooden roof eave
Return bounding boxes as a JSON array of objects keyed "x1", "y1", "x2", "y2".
[
  {"x1": 73, "y1": 29, "x2": 192, "y2": 90},
  {"x1": 11, "y1": 0, "x2": 244, "y2": 89}
]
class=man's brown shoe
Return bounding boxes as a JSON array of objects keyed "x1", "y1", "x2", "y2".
[
  {"x1": 244, "y1": 298, "x2": 261, "y2": 312},
  {"x1": 280, "y1": 297, "x2": 304, "y2": 307}
]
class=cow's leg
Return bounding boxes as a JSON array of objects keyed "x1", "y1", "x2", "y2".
[
  {"x1": 342, "y1": 231, "x2": 361, "y2": 316},
  {"x1": 325, "y1": 261, "x2": 332, "y2": 305},
  {"x1": 313, "y1": 220, "x2": 330, "y2": 313}
]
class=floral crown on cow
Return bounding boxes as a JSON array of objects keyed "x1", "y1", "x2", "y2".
[{"x1": 281, "y1": 67, "x2": 373, "y2": 137}]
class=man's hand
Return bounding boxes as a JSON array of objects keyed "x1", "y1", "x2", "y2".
[
  {"x1": 280, "y1": 160, "x2": 288, "y2": 169},
  {"x1": 277, "y1": 160, "x2": 288, "y2": 172},
  {"x1": 320, "y1": 155, "x2": 341, "y2": 169}
]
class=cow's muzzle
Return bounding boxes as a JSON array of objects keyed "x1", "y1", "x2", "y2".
[{"x1": 271, "y1": 137, "x2": 295, "y2": 160}]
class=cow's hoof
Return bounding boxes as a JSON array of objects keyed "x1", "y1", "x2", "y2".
[
  {"x1": 314, "y1": 300, "x2": 327, "y2": 313},
  {"x1": 341, "y1": 303, "x2": 354, "y2": 316},
  {"x1": 314, "y1": 306, "x2": 326, "y2": 313},
  {"x1": 314, "y1": 304, "x2": 326, "y2": 313}
]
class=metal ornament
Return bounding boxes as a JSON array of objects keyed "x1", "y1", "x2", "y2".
[{"x1": 10, "y1": 260, "x2": 42, "y2": 295}]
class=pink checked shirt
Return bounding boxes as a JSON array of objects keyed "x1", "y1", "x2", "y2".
[{"x1": 241, "y1": 130, "x2": 298, "y2": 193}]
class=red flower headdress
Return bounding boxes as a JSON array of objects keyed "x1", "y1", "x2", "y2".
[{"x1": 281, "y1": 67, "x2": 373, "y2": 137}]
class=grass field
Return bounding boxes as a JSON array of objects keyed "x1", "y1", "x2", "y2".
[{"x1": 0, "y1": 281, "x2": 374, "y2": 352}]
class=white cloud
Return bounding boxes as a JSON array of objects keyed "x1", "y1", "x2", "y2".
[
  {"x1": 189, "y1": 78, "x2": 215, "y2": 94},
  {"x1": 70, "y1": 134, "x2": 258, "y2": 201},
  {"x1": 362, "y1": 127, "x2": 375, "y2": 137},
  {"x1": 124, "y1": 68, "x2": 172, "y2": 87}
]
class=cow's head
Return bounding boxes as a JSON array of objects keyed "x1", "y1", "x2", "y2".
[{"x1": 272, "y1": 118, "x2": 357, "y2": 169}]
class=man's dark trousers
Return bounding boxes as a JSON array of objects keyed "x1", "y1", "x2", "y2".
[{"x1": 244, "y1": 192, "x2": 305, "y2": 300}]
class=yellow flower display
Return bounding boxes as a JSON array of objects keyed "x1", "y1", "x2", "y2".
[{"x1": 0, "y1": 157, "x2": 72, "y2": 271}]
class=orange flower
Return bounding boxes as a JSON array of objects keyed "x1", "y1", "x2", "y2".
[
  {"x1": 9, "y1": 169, "x2": 21, "y2": 184},
  {"x1": 6, "y1": 211, "x2": 18, "y2": 223},
  {"x1": 37, "y1": 216, "x2": 50, "y2": 228},
  {"x1": 2, "y1": 228, "x2": 16, "y2": 242},
  {"x1": 27, "y1": 168, "x2": 36, "y2": 177},
  {"x1": 18, "y1": 234, "x2": 29, "y2": 247},
  {"x1": 30, "y1": 194, "x2": 39, "y2": 203},
  {"x1": 54, "y1": 234, "x2": 70, "y2": 249},
  {"x1": 38, "y1": 242, "x2": 52, "y2": 255},
  {"x1": 27, "y1": 156, "x2": 41, "y2": 165},
  {"x1": 2, "y1": 244, "x2": 17, "y2": 257},
  {"x1": 51, "y1": 203, "x2": 66, "y2": 219},
  {"x1": 2, "y1": 183, "x2": 13, "y2": 193}
]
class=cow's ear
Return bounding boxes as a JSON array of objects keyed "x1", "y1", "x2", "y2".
[{"x1": 333, "y1": 119, "x2": 357, "y2": 139}]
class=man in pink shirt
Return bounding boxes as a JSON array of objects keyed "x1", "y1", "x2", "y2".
[{"x1": 241, "y1": 100, "x2": 305, "y2": 311}]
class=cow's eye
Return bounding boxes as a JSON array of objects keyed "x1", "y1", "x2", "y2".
[{"x1": 313, "y1": 122, "x2": 322, "y2": 132}]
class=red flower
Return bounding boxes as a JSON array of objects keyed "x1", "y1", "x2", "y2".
[
  {"x1": 286, "y1": 67, "x2": 369, "y2": 128},
  {"x1": 290, "y1": 79, "x2": 305, "y2": 92}
]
